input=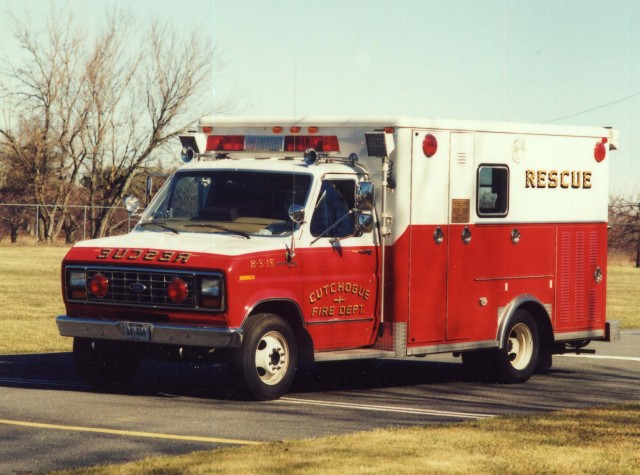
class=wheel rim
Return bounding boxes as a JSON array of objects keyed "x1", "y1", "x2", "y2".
[
  {"x1": 254, "y1": 331, "x2": 289, "y2": 386},
  {"x1": 507, "y1": 323, "x2": 533, "y2": 370}
]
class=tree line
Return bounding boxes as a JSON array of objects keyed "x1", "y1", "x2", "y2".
[
  {"x1": 0, "y1": 5, "x2": 217, "y2": 243},
  {"x1": 609, "y1": 192, "x2": 640, "y2": 267}
]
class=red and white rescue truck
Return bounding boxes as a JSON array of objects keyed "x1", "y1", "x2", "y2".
[{"x1": 57, "y1": 116, "x2": 620, "y2": 400}]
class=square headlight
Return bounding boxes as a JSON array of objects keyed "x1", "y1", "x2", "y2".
[
  {"x1": 199, "y1": 276, "x2": 223, "y2": 309},
  {"x1": 67, "y1": 269, "x2": 87, "y2": 300}
]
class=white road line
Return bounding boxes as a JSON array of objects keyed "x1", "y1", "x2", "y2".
[
  {"x1": 557, "y1": 354, "x2": 640, "y2": 362},
  {"x1": 280, "y1": 397, "x2": 494, "y2": 419}
]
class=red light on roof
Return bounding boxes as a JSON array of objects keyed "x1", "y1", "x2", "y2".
[
  {"x1": 594, "y1": 140, "x2": 607, "y2": 163},
  {"x1": 308, "y1": 126, "x2": 319, "y2": 134},
  {"x1": 284, "y1": 135, "x2": 339, "y2": 152},
  {"x1": 272, "y1": 126, "x2": 283, "y2": 134},
  {"x1": 206, "y1": 135, "x2": 245, "y2": 151},
  {"x1": 422, "y1": 134, "x2": 438, "y2": 158},
  {"x1": 290, "y1": 126, "x2": 301, "y2": 134},
  {"x1": 202, "y1": 126, "x2": 213, "y2": 134},
  {"x1": 384, "y1": 127, "x2": 394, "y2": 134}
]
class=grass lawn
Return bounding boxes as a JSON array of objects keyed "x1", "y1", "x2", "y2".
[
  {"x1": 56, "y1": 403, "x2": 640, "y2": 474},
  {"x1": 0, "y1": 245, "x2": 70, "y2": 355}
]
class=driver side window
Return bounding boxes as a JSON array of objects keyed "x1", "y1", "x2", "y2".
[{"x1": 310, "y1": 180, "x2": 355, "y2": 238}]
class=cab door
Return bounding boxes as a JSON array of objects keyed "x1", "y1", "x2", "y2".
[{"x1": 298, "y1": 176, "x2": 379, "y2": 351}]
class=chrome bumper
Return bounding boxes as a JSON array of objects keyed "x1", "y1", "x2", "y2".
[{"x1": 56, "y1": 315, "x2": 243, "y2": 348}]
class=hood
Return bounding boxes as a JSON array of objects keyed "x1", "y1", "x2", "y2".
[{"x1": 71, "y1": 230, "x2": 288, "y2": 257}]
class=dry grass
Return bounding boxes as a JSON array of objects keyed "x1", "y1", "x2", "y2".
[
  {"x1": 56, "y1": 403, "x2": 640, "y2": 474},
  {"x1": 0, "y1": 245, "x2": 71, "y2": 354},
  {"x1": 607, "y1": 266, "x2": 640, "y2": 328}
]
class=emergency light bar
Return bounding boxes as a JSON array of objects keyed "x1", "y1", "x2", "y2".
[{"x1": 205, "y1": 135, "x2": 340, "y2": 153}]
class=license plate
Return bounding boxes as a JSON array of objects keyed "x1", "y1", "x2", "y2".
[{"x1": 118, "y1": 322, "x2": 151, "y2": 342}]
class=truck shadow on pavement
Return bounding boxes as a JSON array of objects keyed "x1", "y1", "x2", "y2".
[{"x1": 0, "y1": 352, "x2": 477, "y2": 400}]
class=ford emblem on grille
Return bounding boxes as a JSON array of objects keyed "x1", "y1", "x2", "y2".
[{"x1": 129, "y1": 282, "x2": 147, "y2": 293}]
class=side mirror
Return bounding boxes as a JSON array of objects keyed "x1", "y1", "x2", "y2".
[
  {"x1": 288, "y1": 204, "x2": 305, "y2": 223},
  {"x1": 356, "y1": 182, "x2": 374, "y2": 211},
  {"x1": 123, "y1": 194, "x2": 141, "y2": 215},
  {"x1": 354, "y1": 213, "x2": 373, "y2": 236}
]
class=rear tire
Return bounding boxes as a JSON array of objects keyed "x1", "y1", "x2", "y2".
[
  {"x1": 493, "y1": 309, "x2": 539, "y2": 383},
  {"x1": 232, "y1": 313, "x2": 298, "y2": 400},
  {"x1": 74, "y1": 338, "x2": 141, "y2": 392}
]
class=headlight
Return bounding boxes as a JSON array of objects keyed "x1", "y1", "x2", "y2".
[
  {"x1": 199, "y1": 276, "x2": 223, "y2": 309},
  {"x1": 67, "y1": 269, "x2": 87, "y2": 300}
]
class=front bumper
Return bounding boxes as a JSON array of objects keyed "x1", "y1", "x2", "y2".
[{"x1": 56, "y1": 315, "x2": 243, "y2": 348}]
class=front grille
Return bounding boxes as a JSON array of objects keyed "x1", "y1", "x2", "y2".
[
  {"x1": 88, "y1": 268, "x2": 196, "y2": 307},
  {"x1": 66, "y1": 266, "x2": 224, "y2": 311}
]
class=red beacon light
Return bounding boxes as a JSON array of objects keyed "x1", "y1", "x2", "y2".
[
  {"x1": 422, "y1": 134, "x2": 438, "y2": 158},
  {"x1": 206, "y1": 135, "x2": 245, "y2": 151},
  {"x1": 167, "y1": 277, "x2": 189, "y2": 304},
  {"x1": 594, "y1": 138, "x2": 607, "y2": 163},
  {"x1": 89, "y1": 273, "x2": 109, "y2": 299},
  {"x1": 205, "y1": 134, "x2": 340, "y2": 154},
  {"x1": 284, "y1": 135, "x2": 339, "y2": 152}
]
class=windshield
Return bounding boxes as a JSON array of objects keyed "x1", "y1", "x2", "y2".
[{"x1": 139, "y1": 170, "x2": 312, "y2": 236}]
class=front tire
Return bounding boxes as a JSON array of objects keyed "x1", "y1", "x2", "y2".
[
  {"x1": 493, "y1": 309, "x2": 539, "y2": 383},
  {"x1": 73, "y1": 338, "x2": 141, "y2": 392},
  {"x1": 233, "y1": 314, "x2": 298, "y2": 400}
]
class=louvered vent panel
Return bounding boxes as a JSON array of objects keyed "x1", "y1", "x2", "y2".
[
  {"x1": 589, "y1": 231, "x2": 598, "y2": 266},
  {"x1": 574, "y1": 232, "x2": 585, "y2": 322},
  {"x1": 559, "y1": 232, "x2": 572, "y2": 324},
  {"x1": 588, "y1": 289, "x2": 597, "y2": 322}
]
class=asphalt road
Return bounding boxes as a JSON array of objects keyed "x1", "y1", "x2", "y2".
[{"x1": 1, "y1": 331, "x2": 638, "y2": 473}]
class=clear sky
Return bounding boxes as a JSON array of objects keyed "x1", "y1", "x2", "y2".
[{"x1": 1, "y1": 0, "x2": 639, "y2": 192}]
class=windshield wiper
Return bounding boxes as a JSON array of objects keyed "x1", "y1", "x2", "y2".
[
  {"x1": 184, "y1": 223, "x2": 250, "y2": 239},
  {"x1": 137, "y1": 222, "x2": 179, "y2": 235}
]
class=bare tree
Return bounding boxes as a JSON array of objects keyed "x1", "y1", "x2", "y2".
[
  {"x1": 609, "y1": 191, "x2": 640, "y2": 268},
  {"x1": 0, "y1": 161, "x2": 32, "y2": 243},
  {"x1": 0, "y1": 5, "x2": 218, "y2": 240}
]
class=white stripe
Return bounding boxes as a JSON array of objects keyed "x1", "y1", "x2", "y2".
[
  {"x1": 280, "y1": 397, "x2": 493, "y2": 419},
  {"x1": 557, "y1": 354, "x2": 640, "y2": 362}
]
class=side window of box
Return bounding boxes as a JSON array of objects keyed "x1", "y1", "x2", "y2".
[{"x1": 477, "y1": 165, "x2": 509, "y2": 217}]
